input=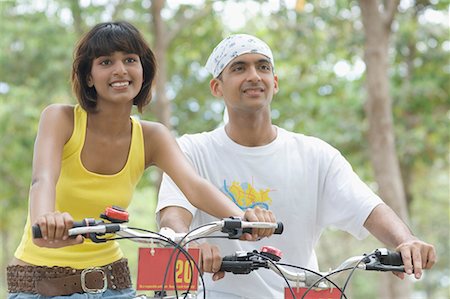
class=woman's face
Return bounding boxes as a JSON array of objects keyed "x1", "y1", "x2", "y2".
[{"x1": 88, "y1": 51, "x2": 143, "y2": 106}]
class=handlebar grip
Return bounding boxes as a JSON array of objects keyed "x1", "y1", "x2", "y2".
[
  {"x1": 220, "y1": 260, "x2": 255, "y2": 274},
  {"x1": 32, "y1": 221, "x2": 87, "y2": 239},
  {"x1": 365, "y1": 249, "x2": 405, "y2": 272},
  {"x1": 274, "y1": 222, "x2": 283, "y2": 234},
  {"x1": 242, "y1": 222, "x2": 284, "y2": 235},
  {"x1": 32, "y1": 224, "x2": 42, "y2": 239},
  {"x1": 379, "y1": 250, "x2": 403, "y2": 266}
]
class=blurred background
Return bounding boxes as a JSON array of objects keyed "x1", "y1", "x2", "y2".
[{"x1": 0, "y1": 0, "x2": 448, "y2": 298}]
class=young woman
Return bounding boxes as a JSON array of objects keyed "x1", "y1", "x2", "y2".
[{"x1": 7, "y1": 22, "x2": 275, "y2": 298}]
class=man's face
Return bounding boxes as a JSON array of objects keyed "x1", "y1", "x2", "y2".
[{"x1": 210, "y1": 53, "x2": 279, "y2": 115}]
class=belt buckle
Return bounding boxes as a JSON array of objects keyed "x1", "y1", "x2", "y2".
[{"x1": 80, "y1": 267, "x2": 107, "y2": 293}]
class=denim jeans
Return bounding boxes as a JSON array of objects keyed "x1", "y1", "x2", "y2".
[{"x1": 8, "y1": 288, "x2": 136, "y2": 299}]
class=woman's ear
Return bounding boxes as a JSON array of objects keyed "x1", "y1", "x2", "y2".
[
  {"x1": 210, "y1": 78, "x2": 223, "y2": 97},
  {"x1": 87, "y1": 75, "x2": 94, "y2": 87}
]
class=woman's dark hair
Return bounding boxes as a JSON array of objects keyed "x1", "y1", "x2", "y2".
[{"x1": 71, "y1": 21, "x2": 156, "y2": 113}]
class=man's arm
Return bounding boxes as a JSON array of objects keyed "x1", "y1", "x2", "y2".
[
  {"x1": 364, "y1": 203, "x2": 436, "y2": 279},
  {"x1": 159, "y1": 206, "x2": 225, "y2": 280},
  {"x1": 159, "y1": 204, "x2": 275, "y2": 281},
  {"x1": 159, "y1": 206, "x2": 192, "y2": 233}
]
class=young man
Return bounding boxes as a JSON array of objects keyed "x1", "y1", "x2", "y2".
[{"x1": 156, "y1": 34, "x2": 436, "y2": 298}]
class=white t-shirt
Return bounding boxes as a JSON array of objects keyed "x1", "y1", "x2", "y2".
[{"x1": 156, "y1": 126, "x2": 383, "y2": 299}]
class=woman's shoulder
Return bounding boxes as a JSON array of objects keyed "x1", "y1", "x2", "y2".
[
  {"x1": 41, "y1": 103, "x2": 75, "y2": 119},
  {"x1": 138, "y1": 120, "x2": 176, "y2": 167},
  {"x1": 139, "y1": 120, "x2": 170, "y2": 136},
  {"x1": 38, "y1": 104, "x2": 75, "y2": 142}
]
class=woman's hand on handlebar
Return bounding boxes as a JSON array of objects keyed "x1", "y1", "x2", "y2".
[
  {"x1": 32, "y1": 211, "x2": 83, "y2": 248},
  {"x1": 242, "y1": 206, "x2": 276, "y2": 241}
]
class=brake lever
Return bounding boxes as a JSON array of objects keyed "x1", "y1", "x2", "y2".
[
  {"x1": 220, "y1": 250, "x2": 269, "y2": 274},
  {"x1": 362, "y1": 251, "x2": 405, "y2": 272},
  {"x1": 221, "y1": 217, "x2": 245, "y2": 239},
  {"x1": 365, "y1": 263, "x2": 405, "y2": 272}
]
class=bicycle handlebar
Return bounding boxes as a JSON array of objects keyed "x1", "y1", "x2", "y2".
[
  {"x1": 32, "y1": 217, "x2": 283, "y2": 245},
  {"x1": 219, "y1": 247, "x2": 405, "y2": 288},
  {"x1": 29, "y1": 207, "x2": 410, "y2": 299}
]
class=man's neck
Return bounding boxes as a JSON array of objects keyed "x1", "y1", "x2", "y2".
[{"x1": 224, "y1": 119, "x2": 276, "y2": 147}]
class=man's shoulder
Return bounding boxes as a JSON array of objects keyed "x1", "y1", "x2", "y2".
[
  {"x1": 178, "y1": 127, "x2": 221, "y2": 141},
  {"x1": 177, "y1": 127, "x2": 223, "y2": 150},
  {"x1": 278, "y1": 127, "x2": 329, "y2": 146},
  {"x1": 278, "y1": 127, "x2": 339, "y2": 156}
]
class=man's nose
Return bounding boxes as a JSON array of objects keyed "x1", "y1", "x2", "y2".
[{"x1": 246, "y1": 66, "x2": 261, "y2": 82}]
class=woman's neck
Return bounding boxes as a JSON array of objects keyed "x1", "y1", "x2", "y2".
[{"x1": 86, "y1": 104, "x2": 132, "y2": 138}]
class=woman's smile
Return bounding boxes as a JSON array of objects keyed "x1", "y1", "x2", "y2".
[{"x1": 110, "y1": 80, "x2": 131, "y2": 90}]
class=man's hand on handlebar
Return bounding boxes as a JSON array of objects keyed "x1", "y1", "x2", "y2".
[
  {"x1": 32, "y1": 211, "x2": 83, "y2": 248},
  {"x1": 191, "y1": 207, "x2": 277, "y2": 281},
  {"x1": 191, "y1": 242, "x2": 226, "y2": 281},
  {"x1": 395, "y1": 238, "x2": 436, "y2": 280},
  {"x1": 242, "y1": 206, "x2": 276, "y2": 241}
]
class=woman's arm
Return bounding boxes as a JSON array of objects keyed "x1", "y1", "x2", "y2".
[
  {"x1": 142, "y1": 122, "x2": 244, "y2": 219},
  {"x1": 30, "y1": 104, "x2": 83, "y2": 247}
]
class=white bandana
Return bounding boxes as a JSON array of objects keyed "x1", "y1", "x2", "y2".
[{"x1": 205, "y1": 34, "x2": 274, "y2": 78}]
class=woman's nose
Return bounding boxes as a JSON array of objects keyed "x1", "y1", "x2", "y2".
[{"x1": 113, "y1": 61, "x2": 127, "y2": 75}]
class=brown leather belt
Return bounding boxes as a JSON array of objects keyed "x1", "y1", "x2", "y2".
[{"x1": 7, "y1": 258, "x2": 131, "y2": 296}]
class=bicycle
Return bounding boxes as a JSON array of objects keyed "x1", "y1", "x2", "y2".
[
  {"x1": 218, "y1": 246, "x2": 405, "y2": 299},
  {"x1": 32, "y1": 206, "x2": 283, "y2": 299},
  {"x1": 32, "y1": 207, "x2": 406, "y2": 299}
]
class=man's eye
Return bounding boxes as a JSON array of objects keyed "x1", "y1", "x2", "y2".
[
  {"x1": 232, "y1": 66, "x2": 244, "y2": 72},
  {"x1": 260, "y1": 64, "x2": 271, "y2": 71}
]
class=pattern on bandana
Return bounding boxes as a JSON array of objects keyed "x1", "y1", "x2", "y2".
[{"x1": 205, "y1": 34, "x2": 274, "y2": 78}]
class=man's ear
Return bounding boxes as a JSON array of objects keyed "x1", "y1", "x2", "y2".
[
  {"x1": 210, "y1": 78, "x2": 223, "y2": 97},
  {"x1": 273, "y1": 74, "x2": 279, "y2": 94}
]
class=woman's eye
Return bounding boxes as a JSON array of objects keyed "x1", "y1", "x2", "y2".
[
  {"x1": 100, "y1": 59, "x2": 111, "y2": 65},
  {"x1": 125, "y1": 57, "x2": 137, "y2": 63}
]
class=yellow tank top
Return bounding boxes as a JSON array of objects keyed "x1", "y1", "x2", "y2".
[{"x1": 14, "y1": 105, "x2": 145, "y2": 268}]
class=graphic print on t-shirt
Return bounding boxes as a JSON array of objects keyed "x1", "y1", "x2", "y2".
[{"x1": 221, "y1": 179, "x2": 273, "y2": 210}]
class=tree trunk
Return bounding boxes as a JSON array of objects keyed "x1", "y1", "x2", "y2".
[
  {"x1": 150, "y1": 0, "x2": 172, "y2": 129},
  {"x1": 149, "y1": 0, "x2": 212, "y2": 128},
  {"x1": 150, "y1": 0, "x2": 172, "y2": 190},
  {"x1": 69, "y1": 0, "x2": 84, "y2": 37},
  {"x1": 359, "y1": 0, "x2": 411, "y2": 297},
  {"x1": 149, "y1": 1, "x2": 212, "y2": 190}
]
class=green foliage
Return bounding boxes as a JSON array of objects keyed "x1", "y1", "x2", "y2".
[
  {"x1": 164, "y1": 7, "x2": 227, "y2": 134},
  {"x1": 0, "y1": 0, "x2": 448, "y2": 297},
  {"x1": 392, "y1": 5, "x2": 449, "y2": 169},
  {"x1": 0, "y1": 0, "x2": 75, "y2": 225}
]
